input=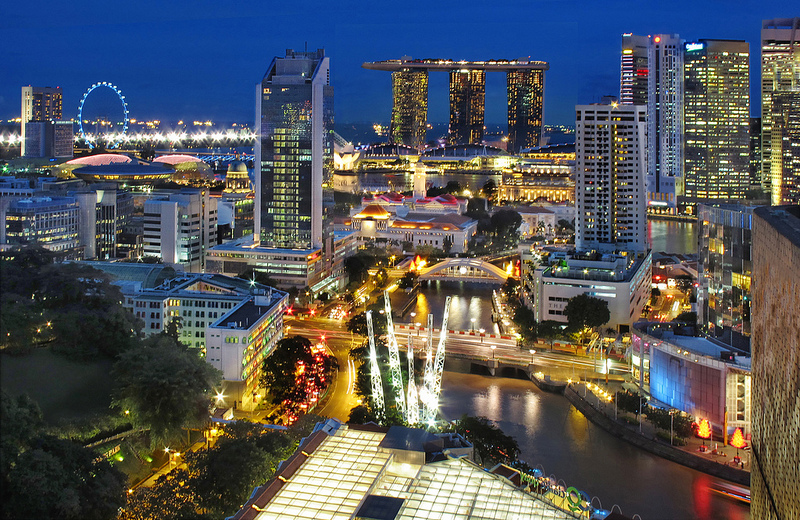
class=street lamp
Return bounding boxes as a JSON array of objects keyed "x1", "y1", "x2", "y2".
[
  {"x1": 415, "y1": 322, "x2": 421, "y2": 337},
  {"x1": 479, "y1": 328, "x2": 485, "y2": 343},
  {"x1": 490, "y1": 345, "x2": 496, "y2": 360},
  {"x1": 471, "y1": 318, "x2": 476, "y2": 332}
]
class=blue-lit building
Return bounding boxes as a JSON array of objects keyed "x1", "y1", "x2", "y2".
[{"x1": 632, "y1": 321, "x2": 751, "y2": 437}]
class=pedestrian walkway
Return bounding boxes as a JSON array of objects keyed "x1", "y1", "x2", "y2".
[{"x1": 574, "y1": 380, "x2": 750, "y2": 479}]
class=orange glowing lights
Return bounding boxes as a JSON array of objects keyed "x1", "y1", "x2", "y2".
[
  {"x1": 697, "y1": 418, "x2": 711, "y2": 444},
  {"x1": 730, "y1": 428, "x2": 746, "y2": 450},
  {"x1": 654, "y1": 36, "x2": 661, "y2": 43}
]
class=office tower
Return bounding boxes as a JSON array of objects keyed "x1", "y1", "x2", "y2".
[
  {"x1": 770, "y1": 91, "x2": 800, "y2": 205},
  {"x1": 143, "y1": 189, "x2": 217, "y2": 272},
  {"x1": 506, "y1": 69, "x2": 544, "y2": 153},
  {"x1": 646, "y1": 34, "x2": 684, "y2": 210},
  {"x1": 575, "y1": 103, "x2": 648, "y2": 253},
  {"x1": 750, "y1": 118, "x2": 762, "y2": 187},
  {"x1": 751, "y1": 205, "x2": 800, "y2": 520},
  {"x1": 697, "y1": 204, "x2": 753, "y2": 350},
  {"x1": 684, "y1": 40, "x2": 750, "y2": 200},
  {"x1": 0, "y1": 195, "x2": 80, "y2": 257},
  {"x1": 255, "y1": 49, "x2": 333, "y2": 257},
  {"x1": 389, "y1": 69, "x2": 428, "y2": 149},
  {"x1": 761, "y1": 18, "x2": 800, "y2": 196},
  {"x1": 21, "y1": 86, "x2": 71, "y2": 158},
  {"x1": 448, "y1": 69, "x2": 485, "y2": 145},
  {"x1": 620, "y1": 34, "x2": 650, "y2": 105}
]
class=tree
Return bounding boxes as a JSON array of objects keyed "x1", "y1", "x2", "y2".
[
  {"x1": 512, "y1": 306, "x2": 537, "y2": 343},
  {"x1": 564, "y1": 293, "x2": 610, "y2": 335},
  {"x1": 3, "y1": 436, "x2": 127, "y2": 520},
  {"x1": 537, "y1": 320, "x2": 564, "y2": 350},
  {"x1": 697, "y1": 418, "x2": 711, "y2": 445},
  {"x1": 481, "y1": 179, "x2": 497, "y2": 201},
  {"x1": 346, "y1": 311, "x2": 387, "y2": 337},
  {"x1": 236, "y1": 267, "x2": 276, "y2": 288},
  {"x1": 190, "y1": 437, "x2": 279, "y2": 517},
  {"x1": 111, "y1": 335, "x2": 222, "y2": 447},
  {"x1": 442, "y1": 235, "x2": 454, "y2": 255},
  {"x1": 674, "y1": 311, "x2": 697, "y2": 324},
  {"x1": 490, "y1": 209, "x2": 523, "y2": 247},
  {"x1": 119, "y1": 469, "x2": 204, "y2": 520},
  {"x1": 449, "y1": 415, "x2": 520, "y2": 467},
  {"x1": 398, "y1": 271, "x2": 418, "y2": 290},
  {"x1": 1, "y1": 392, "x2": 43, "y2": 475},
  {"x1": 259, "y1": 336, "x2": 338, "y2": 414}
]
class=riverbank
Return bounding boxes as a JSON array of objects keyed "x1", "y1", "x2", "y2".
[{"x1": 564, "y1": 382, "x2": 750, "y2": 486}]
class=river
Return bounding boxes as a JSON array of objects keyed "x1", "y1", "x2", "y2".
[
  {"x1": 439, "y1": 373, "x2": 749, "y2": 520},
  {"x1": 647, "y1": 219, "x2": 697, "y2": 255}
]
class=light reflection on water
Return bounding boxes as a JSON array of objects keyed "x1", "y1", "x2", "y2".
[
  {"x1": 409, "y1": 282, "x2": 500, "y2": 333},
  {"x1": 440, "y1": 372, "x2": 750, "y2": 520}
]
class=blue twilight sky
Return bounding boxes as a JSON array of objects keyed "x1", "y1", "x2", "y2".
[{"x1": 1, "y1": 1, "x2": 793, "y2": 127}]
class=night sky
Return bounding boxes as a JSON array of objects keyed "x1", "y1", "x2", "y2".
[{"x1": 2, "y1": 1, "x2": 792, "y2": 126}]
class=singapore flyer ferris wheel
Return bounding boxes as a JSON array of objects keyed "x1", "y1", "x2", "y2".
[{"x1": 77, "y1": 82, "x2": 129, "y2": 149}]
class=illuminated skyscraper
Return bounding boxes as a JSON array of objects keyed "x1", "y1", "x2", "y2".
[
  {"x1": 20, "y1": 86, "x2": 65, "y2": 158},
  {"x1": 448, "y1": 69, "x2": 485, "y2": 145},
  {"x1": 506, "y1": 69, "x2": 544, "y2": 153},
  {"x1": 389, "y1": 69, "x2": 428, "y2": 149},
  {"x1": 575, "y1": 103, "x2": 648, "y2": 253},
  {"x1": 761, "y1": 18, "x2": 800, "y2": 202},
  {"x1": 683, "y1": 39, "x2": 750, "y2": 200},
  {"x1": 647, "y1": 34, "x2": 684, "y2": 210},
  {"x1": 620, "y1": 34, "x2": 649, "y2": 106},
  {"x1": 771, "y1": 91, "x2": 800, "y2": 204},
  {"x1": 255, "y1": 48, "x2": 333, "y2": 255}
]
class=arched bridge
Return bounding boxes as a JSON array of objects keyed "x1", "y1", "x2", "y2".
[{"x1": 417, "y1": 258, "x2": 509, "y2": 284}]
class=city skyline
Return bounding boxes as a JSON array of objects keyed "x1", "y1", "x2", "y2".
[{"x1": 2, "y1": 1, "x2": 793, "y2": 127}]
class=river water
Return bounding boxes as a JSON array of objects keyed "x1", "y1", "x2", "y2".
[
  {"x1": 407, "y1": 281, "x2": 501, "y2": 333},
  {"x1": 439, "y1": 373, "x2": 750, "y2": 520}
]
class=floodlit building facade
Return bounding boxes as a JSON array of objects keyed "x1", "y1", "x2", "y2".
[
  {"x1": 648, "y1": 34, "x2": 684, "y2": 211},
  {"x1": 760, "y1": 18, "x2": 800, "y2": 197},
  {"x1": 751, "y1": 205, "x2": 800, "y2": 520},
  {"x1": 683, "y1": 39, "x2": 750, "y2": 200},
  {"x1": 575, "y1": 103, "x2": 648, "y2": 254},
  {"x1": 21, "y1": 86, "x2": 72, "y2": 159},
  {"x1": 696, "y1": 204, "x2": 754, "y2": 351},
  {"x1": 506, "y1": 69, "x2": 545, "y2": 153},
  {"x1": 0, "y1": 196, "x2": 80, "y2": 257},
  {"x1": 449, "y1": 69, "x2": 486, "y2": 145},
  {"x1": 390, "y1": 69, "x2": 429, "y2": 149},
  {"x1": 770, "y1": 91, "x2": 800, "y2": 205},
  {"x1": 620, "y1": 33, "x2": 650, "y2": 106},
  {"x1": 231, "y1": 422, "x2": 608, "y2": 520},
  {"x1": 142, "y1": 189, "x2": 218, "y2": 272},
  {"x1": 363, "y1": 58, "x2": 548, "y2": 151},
  {"x1": 88, "y1": 265, "x2": 289, "y2": 412},
  {"x1": 253, "y1": 48, "x2": 338, "y2": 291}
]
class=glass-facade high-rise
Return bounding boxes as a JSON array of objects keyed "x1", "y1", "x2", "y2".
[
  {"x1": 448, "y1": 69, "x2": 485, "y2": 145},
  {"x1": 684, "y1": 39, "x2": 750, "y2": 200},
  {"x1": 20, "y1": 86, "x2": 63, "y2": 158},
  {"x1": 389, "y1": 69, "x2": 428, "y2": 149},
  {"x1": 771, "y1": 91, "x2": 800, "y2": 205},
  {"x1": 506, "y1": 69, "x2": 544, "y2": 153},
  {"x1": 255, "y1": 49, "x2": 333, "y2": 259},
  {"x1": 647, "y1": 34, "x2": 684, "y2": 210},
  {"x1": 620, "y1": 34, "x2": 650, "y2": 106},
  {"x1": 697, "y1": 204, "x2": 753, "y2": 351},
  {"x1": 760, "y1": 18, "x2": 800, "y2": 198}
]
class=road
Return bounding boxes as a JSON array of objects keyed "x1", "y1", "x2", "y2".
[{"x1": 285, "y1": 316, "x2": 629, "y2": 423}]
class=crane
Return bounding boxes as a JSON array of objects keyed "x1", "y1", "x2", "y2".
[
  {"x1": 406, "y1": 333, "x2": 419, "y2": 425},
  {"x1": 366, "y1": 310, "x2": 385, "y2": 417},
  {"x1": 383, "y1": 291, "x2": 406, "y2": 418},
  {"x1": 421, "y1": 297, "x2": 451, "y2": 425}
]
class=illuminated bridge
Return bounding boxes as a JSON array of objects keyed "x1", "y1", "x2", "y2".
[{"x1": 418, "y1": 257, "x2": 509, "y2": 284}]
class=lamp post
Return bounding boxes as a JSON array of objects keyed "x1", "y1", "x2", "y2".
[
  {"x1": 471, "y1": 318, "x2": 476, "y2": 332},
  {"x1": 491, "y1": 345, "x2": 496, "y2": 360},
  {"x1": 479, "y1": 328, "x2": 485, "y2": 343},
  {"x1": 415, "y1": 322, "x2": 421, "y2": 337}
]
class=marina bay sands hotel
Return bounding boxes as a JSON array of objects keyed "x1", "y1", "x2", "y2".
[{"x1": 363, "y1": 58, "x2": 549, "y2": 153}]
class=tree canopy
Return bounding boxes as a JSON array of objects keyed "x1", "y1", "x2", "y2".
[
  {"x1": 1, "y1": 392, "x2": 126, "y2": 520},
  {"x1": 346, "y1": 311, "x2": 387, "y2": 337},
  {"x1": 111, "y1": 335, "x2": 222, "y2": 447},
  {"x1": 0, "y1": 248, "x2": 142, "y2": 357},
  {"x1": 564, "y1": 293, "x2": 610, "y2": 333},
  {"x1": 449, "y1": 415, "x2": 520, "y2": 467},
  {"x1": 259, "y1": 336, "x2": 338, "y2": 415}
]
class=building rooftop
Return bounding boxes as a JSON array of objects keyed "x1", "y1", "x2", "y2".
[
  {"x1": 230, "y1": 423, "x2": 587, "y2": 520},
  {"x1": 755, "y1": 205, "x2": 800, "y2": 246},
  {"x1": 208, "y1": 236, "x2": 320, "y2": 256},
  {"x1": 79, "y1": 261, "x2": 178, "y2": 289}
]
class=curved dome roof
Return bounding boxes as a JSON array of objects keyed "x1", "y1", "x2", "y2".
[
  {"x1": 66, "y1": 154, "x2": 133, "y2": 166},
  {"x1": 227, "y1": 161, "x2": 248, "y2": 173},
  {"x1": 153, "y1": 154, "x2": 206, "y2": 165},
  {"x1": 354, "y1": 204, "x2": 391, "y2": 219}
]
